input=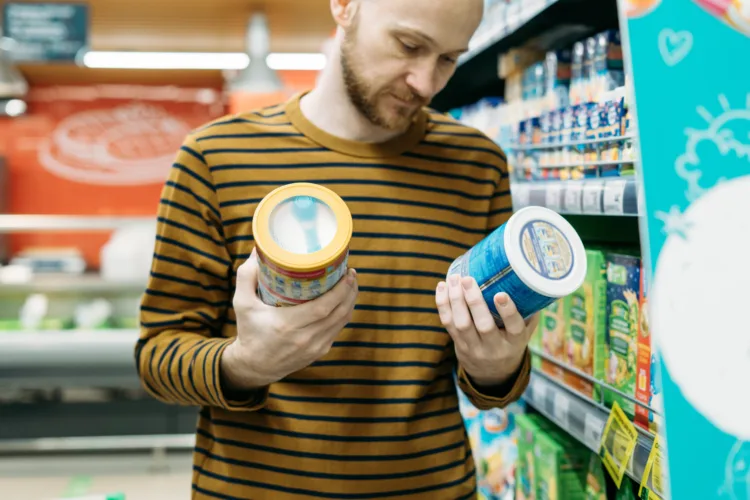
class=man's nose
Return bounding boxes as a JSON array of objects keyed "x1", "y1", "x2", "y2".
[{"x1": 405, "y1": 60, "x2": 439, "y2": 100}]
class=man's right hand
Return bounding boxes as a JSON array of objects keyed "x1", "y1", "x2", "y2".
[{"x1": 221, "y1": 248, "x2": 359, "y2": 392}]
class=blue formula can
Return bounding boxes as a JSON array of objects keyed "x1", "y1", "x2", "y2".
[{"x1": 447, "y1": 206, "x2": 587, "y2": 326}]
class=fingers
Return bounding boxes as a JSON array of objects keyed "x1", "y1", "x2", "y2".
[
  {"x1": 460, "y1": 277, "x2": 497, "y2": 337},
  {"x1": 233, "y1": 248, "x2": 262, "y2": 310},
  {"x1": 436, "y1": 275, "x2": 482, "y2": 351},
  {"x1": 494, "y1": 293, "x2": 526, "y2": 336},
  {"x1": 294, "y1": 269, "x2": 358, "y2": 326},
  {"x1": 320, "y1": 276, "x2": 359, "y2": 333}
]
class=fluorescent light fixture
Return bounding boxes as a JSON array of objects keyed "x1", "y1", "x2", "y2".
[
  {"x1": 82, "y1": 51, "x2": 326, "y2": 71},
  {"x1": 266, "y1": 53, "x2": 326, "y2": 71}
]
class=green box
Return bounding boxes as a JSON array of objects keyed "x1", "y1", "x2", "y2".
[
  {"x1": 605, "y1": 251, "x2": 641, "y2": 418},
  {"x1": 564, "y1": 249, "x2": 608, "y2": 402},
  {"x1": 515, "y1": 415, "x2": 589, "y2": 500}
]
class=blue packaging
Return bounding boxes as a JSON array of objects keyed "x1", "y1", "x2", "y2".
[{"x1": 446, "y1": 206, "x2": 586, "y2": 326}]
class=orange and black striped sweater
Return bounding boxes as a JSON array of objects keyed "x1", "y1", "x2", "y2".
[{"x1": 136, "y1": 92, "x2": 531, "y2": 499}]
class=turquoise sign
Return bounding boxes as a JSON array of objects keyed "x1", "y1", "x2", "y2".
[{"x1": 620, "y1": 0, "x2": 750, "y2": 498}]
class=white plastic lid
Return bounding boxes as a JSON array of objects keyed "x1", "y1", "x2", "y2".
[
  {"x1": 504, "y1": 206, "x2": 587, "y2": 298},
  {"x1": 268, "y1": 194, "x2": 337, "y2": 255}
]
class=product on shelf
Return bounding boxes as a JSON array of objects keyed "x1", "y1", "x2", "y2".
[
  {"x1": 540, "y1": 298, "x2": 566, "y2": 381},
  {"x1": 446, "y1": 206, "x2": 587, "y2": 326},
  {"x1": 591, "y1": 30, "x2": 625, "y2": 103},
  {"x1": 564, "y1": 249, "x2": 608, "y2": 401},
  {"x1": 635, "y1": 262, "x2": 662, "y2": 433},
  {"x1": 458, "y1": 388, "x2": 523, "y2": 500},
  {"x1": 615, "y1": 477, "x2": 637, "y2": 500},
  {"x1": 252, "y1": 183, "x2": 353, "y2": 306},
  {"x1": 569, "y1": 41, "x2": 586, "y2": 106},
  {"x1": 477, "y1": 406, "x2": 523, "y2": 499},
  {"x1": 605, "y1": 252, "x2": 641, "y2": 418},
  {"x1": 584, "y1": 452, "x2": 607, "y2": 500},
  {"x1": 516, "y1": 414, "x2": 589, "y2": 500}
]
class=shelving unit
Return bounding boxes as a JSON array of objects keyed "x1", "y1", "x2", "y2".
[
  {"x1": 511, "y1": 176, "x2": 639, "y2": 215},
  {"x1": 524, "y1": 348, "x2": 659, "y2": 483},
  {"x1": 0, "y1": 329, "x2": 140, "y2": 390},
  {"x1": 431, "y1": 0, "x2": 619, "y2": 111}
]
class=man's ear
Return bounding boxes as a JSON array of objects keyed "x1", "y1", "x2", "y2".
[{"x1": 330, "y1": 0, "x2": 359, "y2": 29}]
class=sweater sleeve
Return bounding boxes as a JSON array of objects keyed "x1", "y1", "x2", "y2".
[
  {"x1": 456, "y1": 349, "x2": 531, "y2": 410},
  {"x1": 134, "y1": 135, "x2": 268, "y2": 411}
]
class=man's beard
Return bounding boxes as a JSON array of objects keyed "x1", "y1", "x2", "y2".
[{"x1": 340, "y1": 32, "x2": 425, "y2": 131}]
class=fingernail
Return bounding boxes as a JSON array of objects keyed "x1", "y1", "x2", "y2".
[
  {"x1": 437, "y1": 282, "x2": 445, "y2": 293},
  {"x1": 347, "y1": 269, "x2": 356, "y2": 284},
  {"x1": 461, "y1": 277, "x2": 473, "y2": 291},
  {"x1": 496, "y1": 293, "x2": 509, "y2": 306},
  {"x1": 449, "y1": 274, "x2": 459, "y2": 286}
]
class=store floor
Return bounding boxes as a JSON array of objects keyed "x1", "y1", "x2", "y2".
[{"x1": 0, "y1": 451, "x2": 193, "y2": 499}]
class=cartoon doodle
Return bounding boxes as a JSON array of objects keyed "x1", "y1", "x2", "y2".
[
  {"x1": 654, "y1": 206, "x2": 694, "y2": 240},
  {"x1": 719, "y1": 440, "x2": 750, "y2": 500},
  {"x1": 675, "y1": 94, "x2": 750, "y2": 202},
  {"x1": 658, "y1": 28, "x2": 694, "y2": 66},
  {"x1": 651, "y1": 175, "x2": 750, "y2": 441}
]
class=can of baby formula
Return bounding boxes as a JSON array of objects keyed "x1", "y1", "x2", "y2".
[
  {"x1": 447, "y1": 206, "x2": 586, "y2": 326},
  {"x1": 252, "y1": 183, "x2": 353, "y2": 306}
]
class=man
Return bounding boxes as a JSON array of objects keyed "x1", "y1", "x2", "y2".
[{"x1": 136, "y1": 0, "x2": 539, "y2": 498}]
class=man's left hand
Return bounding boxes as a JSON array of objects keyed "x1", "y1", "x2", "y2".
[{"x1": 435, "y1": 274, "x2": 540, "y2": 388}]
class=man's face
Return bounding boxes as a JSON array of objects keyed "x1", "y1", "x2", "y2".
[{"x1": 339, "y1": 0, "x2": 483, "y2": 131}]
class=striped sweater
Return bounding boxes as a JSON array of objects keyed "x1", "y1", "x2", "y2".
[{"x1": 136, "y1": 92, "x2": 531, "y2": 499}]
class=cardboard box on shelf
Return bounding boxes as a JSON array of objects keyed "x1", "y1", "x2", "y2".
[
  {"x1": 605, "y1": 252, "x2": 641, "y2": 418},
  {"x1": 564, "y1": 249, "x2": 608, "y2": 402},
  {"x1": 499, "y1": 47, "x2": 545, "y2": 79}
]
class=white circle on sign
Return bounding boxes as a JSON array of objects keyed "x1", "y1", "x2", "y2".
[{"x1": 652, "y1": 175, "x2": 750, "y2": 439}]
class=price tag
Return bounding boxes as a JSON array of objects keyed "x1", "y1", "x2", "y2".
[
  {"x1": 599, "y1": 401, "x2": 639, "y2": 488},
  {"x1": 532, "y1": 378, "x2": 547, "y2": 404},
  {"x1": 584, "y1": 413, "x2": 604, "y2": 450},
  {"x1": 582, "y1": 181, "x2": 604, "y2": 214},
  {"x1": 512, "y1": 183, "x2": 531, "y2": 209},
  {"x1": 563, "y1": 182, "x2": 583, "y2": 213},
  {"x1": 553, "y1": 392, "x2": 570, "y2": 423},
  {"x1": 603, "y1": 179, "x2": 628, "y2": 215},
  {"x1": 545, "y1": 183, "x2": 563, "y2": 212},
  {"x1": 639, "y1": 436, "x2": 666, "y2": 499}
]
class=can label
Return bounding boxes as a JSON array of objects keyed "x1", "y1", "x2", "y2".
[
  {"x1": 519, "y1": 220, "x2": 574, "y2": 280},
  {"x1": 257, "y1": 250, "x2": 349, "y2": 307}
]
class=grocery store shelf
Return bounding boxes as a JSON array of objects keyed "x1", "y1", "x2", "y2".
[
  {"x1": 539, "y1": 159, "x2": 635, "y2": 169},
  {"x1": 0, "y1": 215, "x2": 154, "y2": 233},
  {"x1": 511, "y1": 177, "x2": 638, "y2": 216},
  {"x1": 431, "y1": 0, "x2": 618, "y2": 111},
  {"x1": 0, "y1": 274, "x2": 146, "y2": 295},
  {"x1": 0, "y1": 433, "x2": 195, "y2": 454},
  {"x1": 525, "y1": 371, "x2": 655, "y2": 483},
  {"x1": 0, "y1": 330, "x2": 140, "y2": 389},
  {"x1": 508, "y1": 134, "x2": 635, "y2": 151}
]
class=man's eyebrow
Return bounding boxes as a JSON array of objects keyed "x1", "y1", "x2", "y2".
[{"x1": 392, "y1": 25, "x2": 469, "y2": 54}]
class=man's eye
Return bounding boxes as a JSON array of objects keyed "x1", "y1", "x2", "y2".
[
  {"x1": 400, "y1": 41, "x2": 419, "y2": 53},
  {"x1": 441, "y1": 55, "x2": 457, "y2": 64}
]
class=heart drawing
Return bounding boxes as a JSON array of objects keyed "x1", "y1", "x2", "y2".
[{"x1": 658, "y1": 28, "x2": 694, "y2": 66}]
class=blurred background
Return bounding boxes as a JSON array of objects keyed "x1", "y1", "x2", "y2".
[{"x1": 0, "y1": 1, "x2": 333, "y2": 498}]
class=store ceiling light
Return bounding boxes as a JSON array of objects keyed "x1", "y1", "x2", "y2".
[
  {"x1": 82, "y1": 51, "x2": 250, "y2": 70},
  {"x1": 81, "y1": 51, "x2": 326, "y2": 71}
]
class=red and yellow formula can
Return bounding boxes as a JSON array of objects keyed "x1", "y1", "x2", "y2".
[{"x1": 252, "y1": 183, "x2": 353, "y2": 306}]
